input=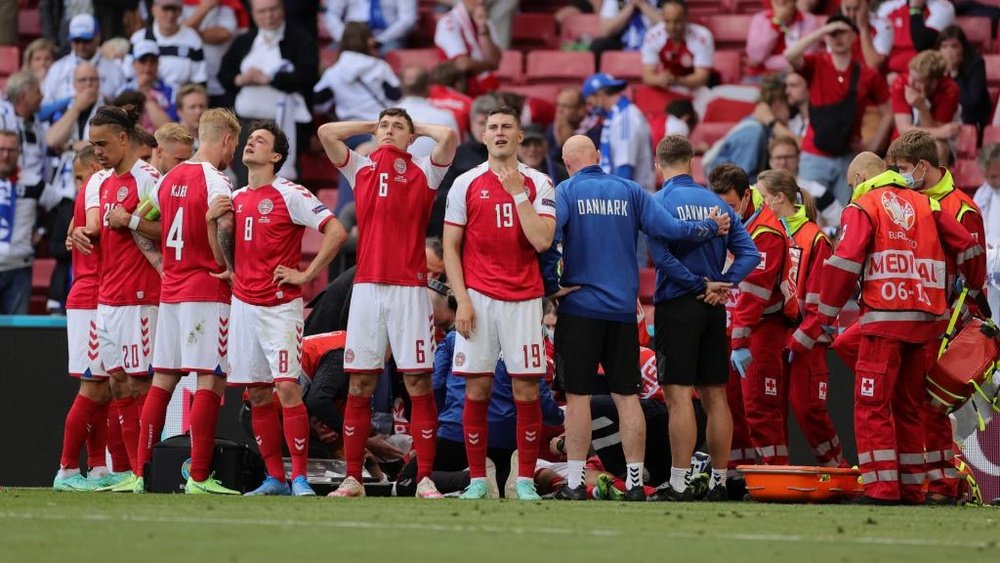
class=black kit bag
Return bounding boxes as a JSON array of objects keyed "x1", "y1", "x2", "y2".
[
  {"x1": 809, "y1": 61, "x2": 861, "y2": 156},
  {"x1": 144, "y1": 434, "x2": 265, "y2": 493}
]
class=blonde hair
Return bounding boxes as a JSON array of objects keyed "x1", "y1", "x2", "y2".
[
  {"x1": 198, "y1": 108, "x2": 240, "y2": 143},
  {"x1": 21, "y1": 38, "x2": 57, "y2": 70},
  {"x1": 154, "y1": 123, "x2": 195, "y2": 148},
  {"x1": 756, "y1": 169, "x2": 817, "y2": 222},
  {"x1": 908, "y1": 50, "x2": 947, "y2": 82}
]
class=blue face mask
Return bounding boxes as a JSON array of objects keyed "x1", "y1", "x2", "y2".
[{"x1": 899, "y1": 171, "x2": 916, "y2": 189}]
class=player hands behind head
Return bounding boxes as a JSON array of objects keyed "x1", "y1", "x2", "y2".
[
  {"x1": 318, "y1": 108, "x2": 458, "y2": 499},
  {"x1": 130, "y1": 109, "x2": 243, "y2": 496},
  {"x1": 215, "y1": 120, "x2": 348, "y2": 496},
  {"x1": 72, "y1": 105, "x2": 163, "y2": 493},
  {"x1": 442, "y1": 106, "x2": 556, "y2": 501}
]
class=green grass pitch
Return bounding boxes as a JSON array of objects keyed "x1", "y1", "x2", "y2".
[{"x1": 2, "y1": 489, "x2": 999, "y2": 563}]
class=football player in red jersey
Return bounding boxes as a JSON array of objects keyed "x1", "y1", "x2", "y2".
[
  {"x1": 318, "y1": 109, "x2": 458, "y2": 499},
  {"x1": 130, "y1": 109, "x2": 242, "y2": 495},
  {"x1": 211, "y1": 120, "x2": 348, "y2": 496},
  {"x1": 443, "y1": 106, "x2": 557, "y2": 500}
]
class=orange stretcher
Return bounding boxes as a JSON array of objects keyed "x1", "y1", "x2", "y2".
[{"x1": 737, "y1": 465, "x2": 863, "y2": 503}]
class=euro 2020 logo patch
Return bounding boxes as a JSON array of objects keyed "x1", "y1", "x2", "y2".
[
  {"x1": 393, "y1": 158, "x2": 407, "y2": 175},
  {"x1": 880, "y1": 191, "x2": 915, "y2": 231}
]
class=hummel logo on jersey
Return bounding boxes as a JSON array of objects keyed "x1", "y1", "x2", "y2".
[
  {"x1": 421, "y1": 429, "x2": 434, "y2": 440},
  {"x1": 480, "y1": 189, "x2": 490, "y2": 199},
  {"x1": 344, "y1": 425, "x2": 356, "y2": 436},
  {"x1": 524, "y1": 430, "x2": 537, "y2": 442},
  {"x1": 468, "y1": 432, "x2": 481, "y2": 445},
  {"x1": 255, "y1": 434, "x2": 263, "y2": 446},
  {"x1": 294, "y1": 438, "x2": 306, "y2": 451}
]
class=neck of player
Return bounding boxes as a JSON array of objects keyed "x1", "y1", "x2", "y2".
[
  {"x1": 487, "y1": 154, "x2": 518, "y2": 173},
  {"x1": 192, "y1": 145, "x2": 224, "y2": 170},
  {"x1": 248, "y1": 166, "x2": 276, "y2": 189},
  {"x1": 115, "y1": 155, "x2": 138, "y2": 176}
]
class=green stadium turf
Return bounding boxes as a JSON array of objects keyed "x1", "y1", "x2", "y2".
[{"x1": 1, "y1": 488, "x2": 999, "y2": 563}]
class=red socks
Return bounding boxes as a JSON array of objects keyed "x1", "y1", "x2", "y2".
[
  {"x1": 106, "y1": 402, "x2": 130, "y2": 472},
  {"x1": 136, "y1": 386, "x2": 171, "y2": 477},
  {"x1": 251, "y1": 401, "x2": 285, "y2": 481},
  {"x1": 113, "y1": 397, "x2": 141, "y2": 473},
  {"x1": 463, "y1": 397, "x2": 489, "y2": 479},
  {"x1": 189, "y1": 389, "x2": 222, "y2": 482},
  {"x1": 87, "y1": 400, "x2": 110, "y2": 470},
  {"x1": 60, "y1": 394, "x2": 100, "y2": 470},
  {"x1": 410, "y1": 393, "x2": 438, "y2": 482},
  {"x1": 343, "y1": 395, "x2": 372, "y2": 482},
  {"x1": 515, "y1": 399, "x2": 541, "y2": 479},
  {"x1": 282, "y1": 403, "x2": 309, "y2": 480}
]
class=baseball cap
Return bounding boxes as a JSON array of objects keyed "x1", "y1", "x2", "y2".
[
  {"x1": 69, "y1": 14, "x2": 98, "y2": 42},
  {"x1": 581, "y1": 73, "x2": 627, "y2": 98},
  {"x1": 523, "y1": 124, "x2": 546, "y2": 144},
  {"x1": 132, "y1": 40, "x2": 160, "y2": 60}
]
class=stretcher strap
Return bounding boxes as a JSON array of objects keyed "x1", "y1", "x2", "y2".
[{"x1": 939, "y1": 288, "x2": 969, "y2": 360}]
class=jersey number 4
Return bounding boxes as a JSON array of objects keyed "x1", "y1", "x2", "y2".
[{"x1": 166, "y1": 207, "x2": 185, "y2": 260}]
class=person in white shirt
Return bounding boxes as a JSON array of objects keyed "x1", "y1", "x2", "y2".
[
  {"x1": 434, "y1": 0, "x2": 500, "y2": 98},
  {"x1": 0, "y1": 72, "x2": 49, "y2": 205},
  {"x1": 324, "y1": 0, "x2": 418, "y2": 54},
  {"x1": 182, "y1": 0, "x2": 239, "y2": 104},
  {"x1": 973, "y1": 143, "x2": 1000, "y2": 325},
  {"x1": 582, "y1": 72, "x2": 654, "y2": 192},
  {"x1": 42, "y1": 13, "x2": 125, "y2": 104},
  {"x1": 592, "y1": 0, "x2": 662, "y2": 63},
  {"x1": 313, "y1": 22, "x2": 401, "y2": 123},
  {"x1": 396, "y1": 66, "x2": 461, "y2": 158},
  {"x1": 640, "y1": 0, "x2": 714, "y2": 94},
  {"x1": 130, "y1": 0, "x2": 209, "y2": 97}
]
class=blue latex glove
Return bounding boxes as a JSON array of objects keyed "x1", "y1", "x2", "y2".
[
  {"x1": 953, "y1": 276, "x2": 965, "y2": 296},
  {"x1": 731, "y1": 348, "x2": 752, "y2": 378},
  {"x1": 785, "y1": 349, "x2": 795, "y2": 364}
]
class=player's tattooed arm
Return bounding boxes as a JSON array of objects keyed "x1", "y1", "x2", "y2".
[
  {"x1": 132, "y1": 231, "x2": 164, "y2": 276},
  {"x1": 207, "y1": 196, "x2": 235, "y2": 272},
  {"x1": 217, "y1": 213, "x2": 236, "y2": 273}
]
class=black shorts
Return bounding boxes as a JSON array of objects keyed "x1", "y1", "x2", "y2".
[
  {"x1": 654, "y1": 294, "x2": 729, "y2": 387},
  {"x1": 554, "y1": 313, "x2": 640, "y2": 396}
]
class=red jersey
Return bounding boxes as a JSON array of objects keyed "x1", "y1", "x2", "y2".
[
  {"x1": 91, "y1": 159, "x2": 162, "y2": 306},
  {"x1": 444, "y1": 162, "x2": 556, "y2": 301},
  {"x1": 231, "y1": 177, "x2": 334, "y2": 306},
  {"x1": 889, "y1": 73, "x2": 960, "y2": 140},
  {"x1": 638, "y1": 346, "x2": 663, "y2": 403},
  {"x1": 800, "y1": 53, "x2": 890, "y2": 157},
  {"x1": 731, "y1": 202, "x2": 786, "y2": 350},
  {"x1": 336, "y1": 145, "x2": 449, "y2": 286},
  {"x1": 66, "y1": 170, "x2": 109, "y2": 310},
  {"x1": 429, "y1": 85, "x2": 472, "y2": 141},
  {"x1": 639, "y1": 21, "x2": 715, "y2": 78},
  {"x1": 877, "y1": 0, "x2": 955, "y2": 74},
  {"x1": 151, "y1": 161, "x2": 233, "y2": 303},
  {"x1": 301, "y1": 330, "x2": 347, "y2": 379}
]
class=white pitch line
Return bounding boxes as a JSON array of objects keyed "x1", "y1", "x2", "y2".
[{"x1": 0, "y1": 511, "x2": 990, "y2": 549}]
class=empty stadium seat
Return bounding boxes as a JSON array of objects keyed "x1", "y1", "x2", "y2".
[
  {"x1": 956, "y1": 124, "x2": 978, "y2": 160},
  {"x1": 953, "y1": 159, "x2": 984, "y2": 191},
  {"x1": 984, "y1": 125, "x2": 1000, "y2": 146},
  {"x1": 31, "y1": 258, "x2": 55, "y2": 294},
  {"x1": 497, "y1": 50, "x2": 524, "y2": 84},
  {"x1": 559, "y1": 13, "x2": 601, "y2": 45},
  {"x1": 639, "y1": 267, "x2": 656, "y2": 304},
  {"x1": 714, "y1": 49, "x2": 743, "y2": 85},
  {"x1": 526, "y1": 50, "x2": 595, "y2": 85},
  {"x1": 385, "y1": 48, "x2": 442, "y2": 73},
  {"x1": 0, "y1": 46, "x2": 19, "y2": 76},
  {"x1": 703, "y1": 15, "x2": 754, "y2": 51},
  {"x1": 511, "y1": 12, "x2": 558, "y2": 50},
  {"x1": 600, "y1": 50, "x2": 644, "y2": 82},
  {"x1": 957, "y1": 17, "x2": 992, "y2": 52},
  {"x1": 986, "y1": 54, "x2": 1000, "y2": 89},
  {"x1": 690, "y1": 122, "x2": 737, "y2": 147},
  {"x1": 18, "y1": 9, "x2": 41, "y2": 39},
  {"x1": 633, "y1": 84, "x2": 690, "y2": 115},
  {"x1": 501, "y1": 84, "x2": 562, "y2": 105},
  {"x1": 298, "y1": 152, "x2": 339, "y2": 190},
  {"x1": 702, "y1": 97, "x2": 754, "y2": 122}
]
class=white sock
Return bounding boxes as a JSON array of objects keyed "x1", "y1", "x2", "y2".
[
  {"x1": 89, "y1": 466, "x2": 108, "y2": 479},
  {"x1": 669, "y1": 467, "x2": 688, "y2": 492},
  {"x1": 567, "y1": 459, "x2": 585, "y2": 489},
  {"x1": 56, "y1": 467, "x2": 80, "y2": 480},
  {"x1": 711, "y1": 468, "x2": 727, "y2": 487},
  {"x1": 626, "y1": 462, "x2": 643, "y2": 489}
]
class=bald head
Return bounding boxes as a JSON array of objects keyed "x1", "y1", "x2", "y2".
[
  {"x1": 847, "y1": 151, "x2": 886, "y2": 188},
  {"x1": 562, "y1": 135, "x2": 600, "y2": 176}
]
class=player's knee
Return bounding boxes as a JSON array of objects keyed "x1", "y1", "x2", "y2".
[
  {"x1": 274, "y1": 381, "x2": 302, "y2": 407},
  {"x1": 79, "y1": 380, "x2": 111, "y2": 403},
  {"x1": 511, "y1": 377, "x2": 540, "y2": 402},
  {"x1": 247, "y1": 386, "x2": 275, "y2": 406},
  {"x1": 404, "y1": 373, "x2": 432, "y2": 396},
  {"x1": 347, "y1": 373, "x2": 378, "y2": 397},
  {"x1": 465, "y1": 377, "x2": 492, "y2": 401}
]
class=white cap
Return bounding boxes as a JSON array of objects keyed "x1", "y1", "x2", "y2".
[
  {"x1": 132, "y1": 40, "x2": 160, "y2": 60},
  {"x1": 69, "y1": 14, "x2": 98, "y2": 41}
]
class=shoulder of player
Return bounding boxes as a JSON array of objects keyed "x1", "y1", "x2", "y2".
[
  {"x1": 877, "y1": 0, "x2": 906, "y2": 16},
  {"x1": 452, "y1": 162, "x2": 490, "y2": 191},
  {"x1": 132, "y1": 159, "x2": 162, "y2": 182},
  {"x1": 272, "y1": 177, "x2": 318, "y2": 202}
]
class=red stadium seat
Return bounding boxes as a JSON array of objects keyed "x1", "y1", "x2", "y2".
[
  {"x1": 32, "y1": 258, "x2": 55, "y2": 293},
  {"x1": 690, "y1": 122, "x2": 737, "y2": 147},
  {"x1": 691, "y1": 156, "x2": 708, "y2": 185},
  {"x1": 953, "y1": 159, "x2": 985, "y2": 191},
  {"x1": 985, "y1": 54, "x2": 1000, "y2": 89},
  {"x1": 525, "y1": 50, "x2": 595, "y2": 85},
  {"x1": 298, "y1": 152, "x2": 339, "y2": 190},
  {"x1": 600, "y1": 50, "x2": 644, "y2": 82},
  {"x1": 984, "y1": 125, "x2": 1000, "y2": 146},
  {"x1": 497, "y1": 50, "x2": 524, "y2": 84},
  {"x1": 0, "y1": 46, "x2": 19, "y2": 76},
  {"x1": 559, "y1": 13, "x2": 602, "y2": 45},
  {"x1": 647, "y1": 111, "x2": 666, "y2": 150},
  {"x1": 317, "y1": 188, "x2": 338, "y2": 211},
  {"x1": 319, "y1": 48, "x2": 338, "y2": 70},
  {"x1": 385, "y1": 48, "x2": 442, "y2": 73},
  {"x1": 702, "y1": 15, "x2": 754, "y2": 51},
  {"x1": 18, "y1": 9, "x2": 41, "y2": 39},
  {"x1": 639, "y1": 267, "x2": 656, "y2": 304},
  {"x1": 956, "y1": 124, "x2": 979, "y2": 160},
  {"x1": 501, "y1": 84, "x2": 562, "y2": 105},
  {"x1": 957, "y1": 17, "x2": 992, "y2": 52},
  {"x1": 714, "y1": 49, "x2": 744, "y2": 85},
  {"x1": 703, "y1": 97, "x2": 754, "y2": 122},
  {"x1": 511, "y1": 13, "x2": 558, "y2": 50},
  {"x1": 633, "y1": 84, "x2": 690, "y2": 115}
]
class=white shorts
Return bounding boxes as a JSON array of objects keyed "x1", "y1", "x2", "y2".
[
  {"x1": 228, "y1": 297, "x2": 303, "y2": 386},
  {"x1": 344, "y1": 283, "x2": 434, "y2": 373},
  {"x1": 67, "y1": 308, "x2": 107, "y2": 379},
  {"x1": 97, "y1": 304, "x2": 158, "y2": 376},
  {"x1": 152, "y1": 301, "x2": 231, "y2": 376},
  {"x1": 453, "y1": 289, "x2": 545, "y2": 377}
]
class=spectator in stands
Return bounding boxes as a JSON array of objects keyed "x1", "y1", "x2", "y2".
[
  {"x1": 1, "y1": 72, "x2": 49, "y2": 213},
  {"x1": 182, "y1": 0, "x2": 242, "y2": 107},
  {"x1": 397, "y1": 66, "x2": 461, "y2": 159},
  {"x1": 43, "y1": 14, "x2": 124, "y2": 104},
  {"x1": 877, "y1": 0, "x2": 955, "y2": 76},
  {"x1": 220, "y1": 0, "x2": 318, "y2": 184},
  {"x1": 840, "y1": 0, "x2": 893, "y2": 69},
  {"x1": 22, "y1": 39, "x2": 57, "y2": 85},
  {"x1": 592, "y1": 0, "x2": 662, "y2": 65},
  {"x1": 547, "y1": 87, "x2": 602, "y2": 168},
  {"x1": 973, "y1": 144, "x2": 1000, "y2": 324},
  {"x1": 664, "y1": 98, "x2": 696, "y2": 137},
  {"x1": 890, "y1": 49, "x2": 959, "y2": 164},
  {"x1": 44, "y1": 63, "x2": 101, "y2": 209},
  {"x1": 0, "y1": 131, "x2": 32, "y2": 314},
  {"x1": 323, "y1": 0, "x2": 418, "y2": 54},
  {"x1": 583, "y1": 72, "x2": 654, "y2": 192},
  {"x1": 40, "y1": 0, "x2": 139, "y2": 53},
  {"x1": 431, "y1": 94, "x2": 498, "y2": 238},
  {"x1": 784, "y1": 71, "x2": 809, "y2": 140},
  {"x1": 100, "y1": 38, "x2": 132, "y2": 76},
  {"x1": 116, "y1": 41, "x2": 174, "y2": 131},
  {"x1": 555, "y1": 0, "x2": 601, "y2": 26},
  {"x1": 702, "y1": 74, "x2": 793, "y2": 183},
  {"x1": 151, "y1": 123, "x2": 195, "y2": 174},
  {"x1": 518, "y1": 124, "x2": 568, "y2": 184},
  {"x1": 176, "y1": 83, "x2": 209, "y2": 147},
  {"x1": 131, "y1": 0, "x2": 208, "y2": 97},
  {"x1": 936, "y1": 25, "x2": 991, "y2": 132},
  {"x1": 746, "y1": 0, "x2": 821, "y2": 75},
  {"x1": 786, "y1": 14, "x2": 893, "y2": 204},
  {"x1": 640, "y1": 0, "x2": 714, "y2": 96},
  {"x1": 429, "y1": 62, "x2": 473, "y2": 141},
  {"x1": 314, "y1": 22, "x2": 400, "y2": 122},
  {"x1": 435, "y1": 0, "x2": 500, "y2": 97},
  {"x1": 130, "y1": 125, "x2": 157, "y2": 164},
  {"x1": 767, "y1": 135, "x2": 842, "y2": 230}
]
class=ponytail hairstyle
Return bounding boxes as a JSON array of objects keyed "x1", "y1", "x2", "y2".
[
  {"x1": 88, "y1": 104, "x2": 141, "y2": 139},
  {"x1": 756, "y1": 169, "x2": 816, "y2": 221}
]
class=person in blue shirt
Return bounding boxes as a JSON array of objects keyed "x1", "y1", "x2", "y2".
[
  {"x1": 545, "y1": 135, "x2": 730, "y2": 501},
  {"x1": 647, "y1": 136, "x2": 760, "y2": 502}
]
